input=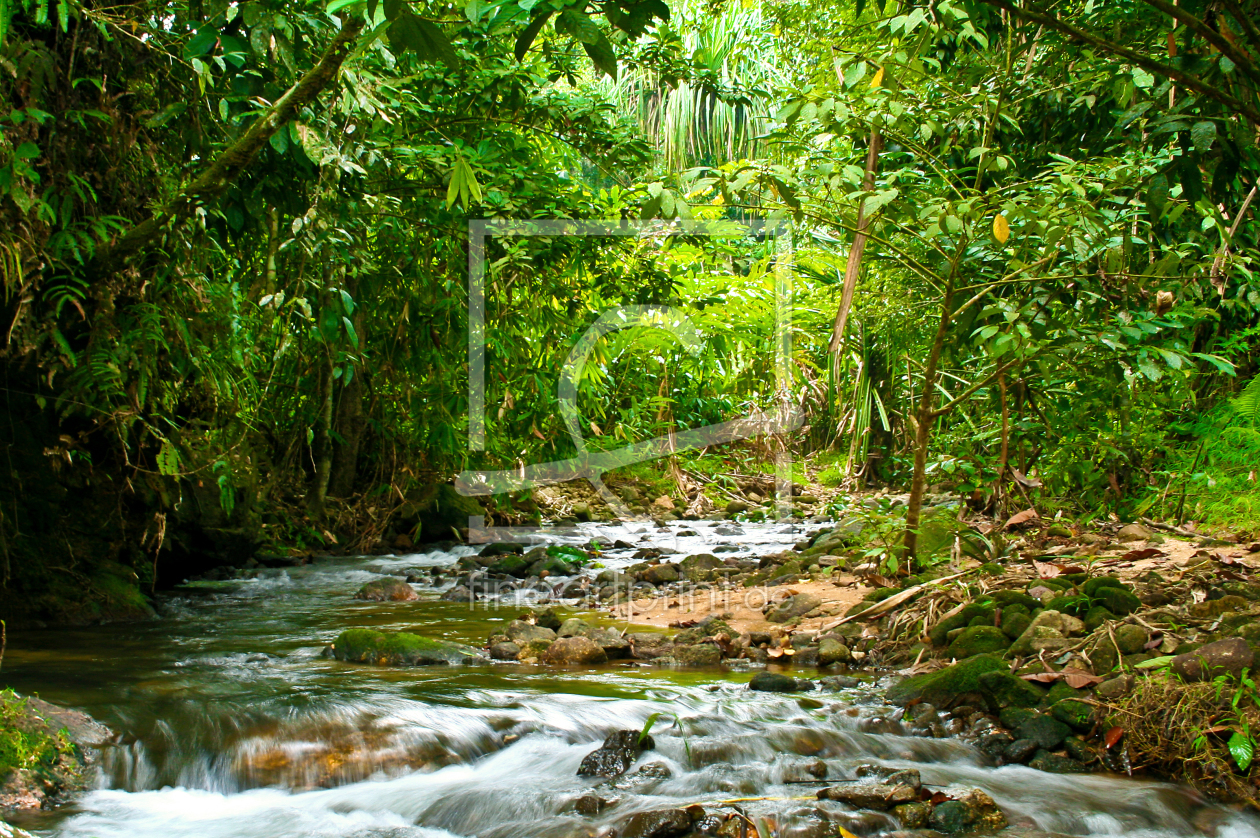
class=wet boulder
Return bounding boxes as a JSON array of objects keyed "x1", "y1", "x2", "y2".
[
  {"x1": 928, "y1": 789, "x2": 1006, "y2": 833},
  {"x1": 489, "y1": 641, "x2": 521, "y2": 660},
  {"x1": 1014, "y1": 713, "x2": 1071, "y2": 749},
  {"x1": 671, "y1": 644, "x2": 722, "y2": 666},
  {"x1": 577, "y1": 729, "x2": 655, "y2": 777},
  {"x1": 818, "y1": 638, "x2": 852, "y2": 666},
  {"x1": 629, "y1": 633, "x2": 674, "y2": 660},
  {"x1": 328, "y1": 629, "x2": 481, "y2": 666},
  {"x1": 353, "y1": 578, "x2": 419, "y2": 602},
  {"x1": 441, "y1": 584, "x2": 473, "y2": 602},
  {"x1": 750, "y1": 672, "x2": 799, "y2": 692},
  {"x1": 817, "y1": 783, "x2": 917, "y2": 810},
  {"x1": 486, "y1": 554, "x2": 532, "y2": 577},
  {"x1": 479, "y1": 541, "x2": 525, "y2": 557},
  {"x1": 558, "y1": 617, "x2": 592, "y2": 637},
  {"x1": 542, "y1": 636, "x2": 609, "y2": 665},
  {"x1": 615, "y1": 807, "x2": 694, "y2": 838},
  {"x1": 1172, "y1": 637, "x2": 1255, "y2": 682},
  {"x1": 977, "y1": 670, "x2": 1046, "y2": 709},
  {"x1": 506, "y1": 620, "x2": 557, "y2": 644}
]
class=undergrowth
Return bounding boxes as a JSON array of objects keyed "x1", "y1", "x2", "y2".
[
  {"x1": 0, "y1": 689, "x2": 75, "y2": 781},
  {"x1": 1107, "y1": 670, "x2": 1260, "y2": 806}
]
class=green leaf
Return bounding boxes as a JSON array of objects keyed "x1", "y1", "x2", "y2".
[
  {"x1": 388, "y1": 12, "x2": 459, "y2": 64},
  {"x1": 1133, "y1": 655, "x2": 1175, "y2": 669},
  {"x1": 157, "y1": 440, "x2": 181, "y2": 476},
  {"x1": 556, "y1": 9, "x2": 602, "y2": 44},
  {"x1": 639, "y1": 711, "x2": 663, "y2": 745},
  {"x1": 383, "y1": 0, "x2": 404, "y2": 19},
  {"x1": 14, "y1": 142, "x2": 40, "y2": 159},
  {"x1": 1191, "y1": 352, "x2": 1236, "y2": 374},
  {"x1": 1229, "y1": 731, "x2": 1254, "y2": 772},
  {"x1": 1190, "y1": 120, "x2": 1217, "y2": 153},
  {"x1": 581, "y1": 31, "x2": 617, "y2": 78},
  {"x1": 514, "y1": 8, "x2": 553, "y2": 60},
  {"x1": 1144, "y1": 173, "x2": 1169, "y2": 219},
  {"x1": 342, "y1": 316, "x2": 359, "y2": 349}
]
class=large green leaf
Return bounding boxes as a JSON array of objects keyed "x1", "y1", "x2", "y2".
[
  {"x1": 514, "y1": 8, "x2": 553, "y2": 60},
  {"x1": 388, "y1": 11, "x2": 459, "y2": 64}
]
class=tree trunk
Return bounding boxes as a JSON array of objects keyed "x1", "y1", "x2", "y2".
[
  {"x1": 828, "y1": 129, "x2": 884, "y2": 356},
  {"x1": 903, "y1": 277, "x2": 956, "y2": 561},
  {"x1": 308, "y1": 354, "x2": 335, "y2": 520},
  {"x1": 328, "y1": 367, "x2": 364, "y2": 497}
]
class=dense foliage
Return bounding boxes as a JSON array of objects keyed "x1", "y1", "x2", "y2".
[{"x1": 0, "y1": 0, "x2": 1256, "y2": 621}]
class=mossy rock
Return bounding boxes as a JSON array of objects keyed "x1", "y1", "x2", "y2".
[
  {"x1": 967, "y1": 615, "x2": 992, "y2": 628},
  {"x1": 978, "y1": 670, "x2": 1046, "y2": 709},
  {"x1": 866, "y1": 586, "x2": 901, "y2": 603},
  {"x1": 1083, "y1": 605, "x2": 1117, "y2": 633},
  {"x1": 1001, "y1": 611, "x2": 1032, "y2": 641},
  {"x1": 886, "y1": 654, "x2": 1006, "y2": 707},
  {"x1": 992, "y1": 590, "x2": 1041, "y2": 611},
  {"x1": 999, "y1": 706, "x2": 1038, "y2": 730},
  {"x1": 948, "y1": 626, "x2": 1010, "y2": 659},
  {"x1": 1046, "y1": 594, "x2": 1090, "y2": 617},
  {"x1": 486, "y1": 554, "x2": 532, "y2": 577},
  {"x1": 1061, "y1": 573, "x2": 1089, "y2": 586},
  {"x1": 980, "y1": 562, "x2": 1004, "y2": 577},
  {"x1": 929, "y1": 603, "x2": 995, "y2": 646},
  {"x1": 1094, "y1": 586, "x2": 1141, "y2": 616},
  {"x1": 1081, "y1": 576, "x2": 1125, "y2": 597},
  {"x1": 328, "y1": 629, "x2": 481, "y2": 666},
  {"x1": 1050, "y1": 699, "x2": 1095, "y2": 732},
  {"x1": 1043, "y1": 680, "x2": 1080, "y2": 705}
]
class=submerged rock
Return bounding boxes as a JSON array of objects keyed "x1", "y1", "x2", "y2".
[
  {"x1": 353, "y1": 578, "x2": 418, "y2": 602},
  {"x1": 577, "y1": 729, "x2": 655, "y2": 777},
  {"x1": 749, "y1": 672, "x2": 799, "y2": 692},
  {"x1": 328, "y1": 629, "x2": 481, "y2": 666},
  {"x1": 767, "y1": 593, "x2": 822, "y2": 623}
]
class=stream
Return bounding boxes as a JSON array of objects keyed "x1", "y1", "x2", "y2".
[{"x1": 4, "y1": 519, "x2": 1259, "y2": 838}]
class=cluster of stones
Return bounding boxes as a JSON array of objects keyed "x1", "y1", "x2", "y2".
[
  {"x1": 569, "y1": 730, "x2": 1006, "y2": 838},
  {"x1": 882, "y1": 568, "x2": 1260, "y2": 775}
]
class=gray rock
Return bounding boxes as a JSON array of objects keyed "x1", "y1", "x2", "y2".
[
  {"x1": 818, "y1": 637, "x2": 852, "y2": 666},
  {"x1": 354, "y1": 578, "x2": 418, "y2": 601},
  {"x1": 1172, "y1": 637, "x2": 1255, "y2": 682},
  {"x1": 767, "y1": 593, "x2": 823, "y2": 623},
  {"x1": 817, "y1": 783, "x2": 917, "y2": 809},
  {"x1": 615, "y1": 808, "x2": 693, "y2": 838},
  {"x1": 750, "y1": 672, "x2": 798, "y2": 692},
  {"x1": 542, "y1": 636, "x2": 608, "y2": 665},
  {"x1": 506, "y1": 620, "x2": 557, "y2": 644},
  {"x1": 489, "y1": 641, "x2": 521, "y2": 661}
]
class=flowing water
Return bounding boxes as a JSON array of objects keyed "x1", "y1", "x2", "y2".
[{"x1": 4, "y1": 520, "x2": 1259, "y2": 838}]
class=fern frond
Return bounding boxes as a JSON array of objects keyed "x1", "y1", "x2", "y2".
[{"x1": 1233, "y1": 375, "x2": 1260, "y2": 427}]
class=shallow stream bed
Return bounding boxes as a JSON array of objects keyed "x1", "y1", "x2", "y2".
[{"x1": 4, "y1": 520, "x2": 1258, "y2": 838}]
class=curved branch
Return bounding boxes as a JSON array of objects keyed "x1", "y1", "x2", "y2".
[{"x1": 93, "y1": 15, "x2": 367, "y2": 276}]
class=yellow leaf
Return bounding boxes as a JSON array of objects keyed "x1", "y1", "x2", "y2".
[
  {"x1": 839, "y1": 828, "x2": 860, "y2": 838},
  {"x1": 992, "y1": 213, "x2": 1010, "y2": 243},
  {"x1": 870, "y1": 66, "x2": 884, "y2": 88}
]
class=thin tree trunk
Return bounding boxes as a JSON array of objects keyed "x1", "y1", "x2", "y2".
[
  {"x1": 828, "y1": 129, "x2": 884, "y2": 356},
  {"x1": 328, "y1": 366, "x2": 364, "y2": 497},
  {"x1": 903, "y1": 277, "x2": 956, "y2": 561},
  {"x1": 997, "y1": 370, "x2": 1010, "y2": 517},
  {"x1": 309, "y1": 353, "x2": 335, "y2": 520}
]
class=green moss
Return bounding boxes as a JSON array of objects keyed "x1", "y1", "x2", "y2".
[
  {"x1": 947, "y1": 626, "x2": 1010, "y2": 659},
  {"x1": 1094, "y1": 586, "x2": 1141, "y2": 616},
  {"x1": 1084, "y1": 605, "x2": 1117, "y2": 632},
  {"x1": 329, "y1": 629, "x2": 480, "y2": 666},
  {"x1": 887, "y1": 654, "x2": 1006, "y2": 707},
  {"x1": 0, "y1": 690, "x2": 76, "y2": 783},
  {"x1": 978, "y1": 671, "x2": 1046, "y2": 709},
  {"x1": 1001, "y1": 611, "x2": 1032, "y2": 640},
  {"x1": 992, "y1": 590, "x2": 1042, "y2": 611},
  {"x1": 1046, "y1": 594, "x2": 1091, "y2": 617},
  {"x1": 1050, "y1": 699, "x2": 1095, "y2": 732},
  {"x1": 1082, "y1": 576, "x2": 1125, "y2": 597}
]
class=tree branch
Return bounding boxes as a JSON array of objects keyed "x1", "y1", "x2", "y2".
[
  {"x1": 1140, "y1": 0, "x2": 1260, "y2": 91},
  {"x1": 931, "y1": 357, "x2": 1023, "y2": 418},
  {"x1": 1219, "y1": 0, "x2": 1260, "y2": 59},
  {"x1": 92, "y1": 15, "x2": 366, "y2": 276},
  {"x1": 973, "y1": 0, "x2": 1260, "y2": 128}
]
